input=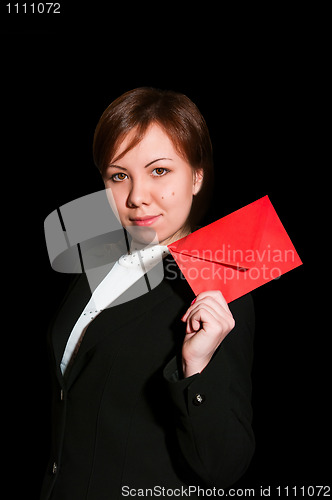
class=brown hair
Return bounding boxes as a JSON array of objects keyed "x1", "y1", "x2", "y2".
[{"x1": 93, "y1": 87, "x2": 214, "y2": 226}]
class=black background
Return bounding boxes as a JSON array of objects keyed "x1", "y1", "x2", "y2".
[{"x1": 1, "y1": 5, "x2": 329, "y2": 497}]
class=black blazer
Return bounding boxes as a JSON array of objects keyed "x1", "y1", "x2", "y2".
[{"x1": 40, "y1": 256, "x2": 255, "y2": 500}]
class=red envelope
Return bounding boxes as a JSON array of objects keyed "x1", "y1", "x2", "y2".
[{"x1": 168, "y1": 196, "x2": 302, "y2": 303}]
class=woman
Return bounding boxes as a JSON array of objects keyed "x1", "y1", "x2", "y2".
[{"x1": 41, "y1": 88, "x2": 255, "y2": 499}]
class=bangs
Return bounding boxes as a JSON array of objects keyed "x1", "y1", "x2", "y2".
[
  {"x1": 106, "y1": 120, "x2": 193, "y2": 171},
  {"x1": 107, "y1": 123, "x2": 150, "y2": 167}
]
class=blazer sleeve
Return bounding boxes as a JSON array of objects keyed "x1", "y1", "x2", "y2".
[{"x1": 163, "y1": 293, "x2": 255, "y2": 488}]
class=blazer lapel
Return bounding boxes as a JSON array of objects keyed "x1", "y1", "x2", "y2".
[{"x1": 51, "y1": 273, "x2": 91, "y2": 384}]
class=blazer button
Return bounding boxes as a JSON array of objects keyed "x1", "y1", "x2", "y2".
[
  {"x1": 52, "y1": 462, "x2": 58, "y2": 474},
  {"x1": 192, "y1": 393, "x2": 206, "y2": 406}
]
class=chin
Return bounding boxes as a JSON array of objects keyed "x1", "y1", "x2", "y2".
[{"x1": 125, "y1": 225, "x2": 160, "y2": 247}]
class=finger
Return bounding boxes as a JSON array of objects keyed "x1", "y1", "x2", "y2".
[
  {"x1": 186, "y1": 316, "x2": 201, "y2": 334},
  {"x1": 187, "y1": 291, "x2": 229, "y2": 316},
  {"x1": 184, "y1": 301, "x2": 225, "y2": 325},
  {"x1": 196, "y1": 290, "x2": 229, "y2": 309},
  {"x1": 186, "y1": 302, "x2": 230, "y2": 332},
  {"x1": 189, "y1": 302, "x2": 235, "y2": 333},
  {"x1": 186, "y1": 307, "x2": 217, "y2": 334},
  {"x1": 182, "y1": 292, "x2": 230, "y2": 322}
]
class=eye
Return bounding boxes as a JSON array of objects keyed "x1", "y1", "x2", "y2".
[
  {"x1": 152, "y1": 167, "x2": 169, "y2": 177},
  {"x1": 111, "y1": 172, "x2": 128, "y2": 182}
]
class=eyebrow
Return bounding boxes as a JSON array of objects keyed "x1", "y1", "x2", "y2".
[{"x1": 108, "y1": 158, "x2": 173, "y2": 170}]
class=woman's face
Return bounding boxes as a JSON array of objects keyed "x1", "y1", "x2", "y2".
[{"x1": 102, "y1": 124, "x2": 203, "y2": 246}]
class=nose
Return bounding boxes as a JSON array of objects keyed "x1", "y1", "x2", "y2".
[{"x1": 127, "y1": 178, "x2": 151, "y2": 208}]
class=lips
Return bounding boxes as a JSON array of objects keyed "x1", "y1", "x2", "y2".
[{"x1": 129, "y1": 215, "x2": 162, "y2": 226}]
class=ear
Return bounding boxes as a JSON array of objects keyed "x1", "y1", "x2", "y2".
[{"x1": 192, "y1": 168, "x2": 204, "y2": 195}]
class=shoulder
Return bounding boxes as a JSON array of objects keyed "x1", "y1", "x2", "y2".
[
  {"x1": 221, "y1": 293, "x2": 255, "y2": 371},
  {"x1": 229, "y1": 293, "x2": 255, "y2": 330}
]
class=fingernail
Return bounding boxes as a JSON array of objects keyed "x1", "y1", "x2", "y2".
[{"x1": 191, "y1": 298, "x2": 196, "y2": 305}]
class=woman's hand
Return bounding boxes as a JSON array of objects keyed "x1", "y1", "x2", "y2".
[{"x1": 181, "y1": 290, "x2": 235, "y2": 378}]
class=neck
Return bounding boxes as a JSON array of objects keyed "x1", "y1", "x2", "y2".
[{"x1": 159, "y1": 225, "x2": 192, "y2": 246}]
